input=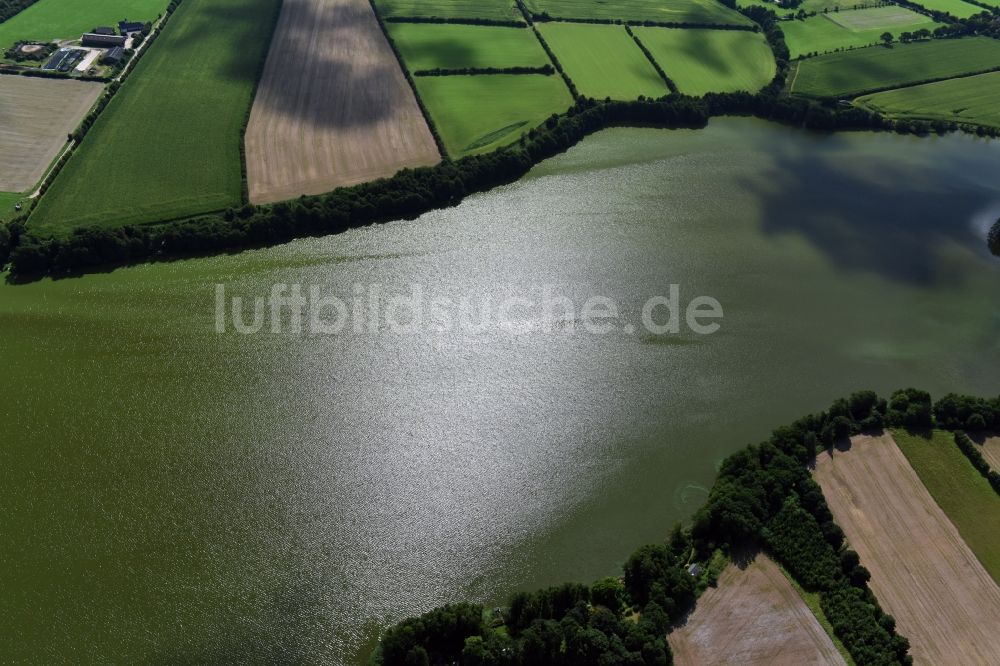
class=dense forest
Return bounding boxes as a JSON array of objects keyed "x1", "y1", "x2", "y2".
[{"x1": 371, "y1": 389, "x2": 1000, "y2": 666}]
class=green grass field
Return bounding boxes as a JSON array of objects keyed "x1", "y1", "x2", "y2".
[
  {"x1": 0, "y1": 0, "x2": 165, "y2": 46},
  {"x1": 373, "y1": 0, "x2": 521, "y2": 21},
  {"x1": 782, "y1": 7, "x2": 939, "y2": 58},
  {"x1": 634, "y1": 27, "x2": 776, "y2": 95},
  {"x1": 524, "y1": 0, "x2": 752, "y2": 26},
  {"x1": 0, "y1": 192, "x2": 27, "y2": 222},
  {"x1": 909, "y1": 0, "x2": 986, "y2": 17},
  {"x1": 893, "y1": 429, "x2": 1000, "y2": 584},
  {"x1": 538, "y1": 23, "x2": 669, "y2": 99},
  {"x1": 416, "y1": 74, "x2": 573, "y2": 156},
  {"x1": 388, "y1": 23, "x2": 548, "y2": 70},
  {"x1": 856, "y1": 71, "x2": 1000, "y2": 127},
  {"x1": 27, "y1": 0, "x2": 281, "y2": 236},
  {"x1": 790, "y1": 36, "x2": 1000, "y2": 97}
]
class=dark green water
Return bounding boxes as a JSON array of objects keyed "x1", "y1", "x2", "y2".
[{"x1": 2, "y1": 118, "x2": 998, "y2": 664}]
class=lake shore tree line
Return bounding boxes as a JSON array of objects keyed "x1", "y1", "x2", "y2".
[
  {"x1": 1, "y1": 4, "x2": 998, "y2": 278},
  {"x1": 370, "y1": 388, "x2": 999, "y2": 666}
]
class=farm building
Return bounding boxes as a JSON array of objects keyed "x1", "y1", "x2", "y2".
[
  {"x1": 118, "y1": 21, "x2": 145, "y2": 34},
  {"x1": 91, "y1": 27, "x2": 116, "y2": 36},
  {"x1": 101, "y1": 47, "x2": 125, "y2": 65},
  {"x1": 81, "y1": 33, "x2": 126, "y2": 48}
]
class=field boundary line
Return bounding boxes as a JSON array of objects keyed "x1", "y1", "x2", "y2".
[
  {"x1": 514, "y1": 0, "x2": 581, "y2": 99},
  {"x1": 624, "y1": 25, "x2": 678, "y2": 94}
]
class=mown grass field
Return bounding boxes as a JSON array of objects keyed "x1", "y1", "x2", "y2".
[
  {"x1": 740, "y1": 0, "x2": 883, "y2": 12},
  {"x1": 0, "y1": 192, "x2": 26, "y2": 222},
  {"x1": 893, "y1": 429, "x2": 1000, "y2": 582},
  {"x1": 373, "y1": 0, "x2": 521, "y2": 21},
  {"x1": 416, "y1": 74, "x2": 573, "y2": 156},
  {"x1": 524, "y1": 0, "x2": 752, "y2": 25},
  {"x1": 782, "y1": 7, "x2": 938, "y2": 58},
  {"x1": 0, "y1": 0, "x2": 165, "y2": 46},
  {"x1": 910, "y1": 0, "x2": 987, "y2": 17},
  {"x1": 634, "y1": 27, "x2": 775, "y2": 95},
  {"x1": 856, "y1": 71, "x2": 1000, "y2": 127},
  {"x1": 28, "y1": 0, "x2": 282, "y2": 236},
  {"x1": 790, "y1": 36, "x2": 1000, "y2": 97},
  {"x1": 538, "y1": 23, "x2": 669, "y2": 99},
  {"x1": 388, "y1": 23, "x2": 549, "y2": 70}
]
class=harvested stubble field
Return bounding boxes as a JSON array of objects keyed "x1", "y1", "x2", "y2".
[
  {"x1": 373, "y1": 0, "x2": 521, "y2": 21},
  {"x1": 415, "y1": 73, "x2": 573, "y2": 156},
  {"x1": 537, "y1": 23, "x2": 669, "y2": 100},
  {"x1": 29, "y1": 0, "x2": 283, "y2": 235},
  {"x1": 387, "y1": 23, "x2": 549, "y2": 70},
  {"x1": 0, "y1": 76, "x2": 103, "y2": 193},
  {"x1": 977, "y1": 434, "x2": 1000, "y2": 470},
  {"x1": 634, "y1": 27, "x2": 776, "y2": 95},
  {"x1": 0, "y1": 0, "x2": 166, "y2": 46},
  {"x1": 781, "y1": 8, "x2": 938, "y2": 58},
  {"x1": 856, "y1": 71, "x2": 1000, "y2": 128},
  {"x1": 524, "y1": 0, "x2": 752, "y2": 25},
  {"x1": 245, "y1": 0, "x2": 440, "y2": 205},
  {"x1": 668, "y1": 553, "x2": 846, "y2": 665},
  {"x1": 790, "y1": 36, "x2": 1000, "y2": 97},
  {"x1": 814, "y1": 432, "x2": 1000, "y2": 665}
]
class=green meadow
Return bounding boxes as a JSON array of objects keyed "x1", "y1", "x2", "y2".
[
  {"x1": 538, "y1": 23, "x2": 669, "y2": 100},
  {"x1": 0, "y1": 0, "x2": 166, "y2": 46},
  {"x1": 416, "y1": 74, "x2": 573, "y2": 156},
  {"x1": 893, "y1": 429, "x2": 1000, "y2": 583},
  {"x1": 524, "y1": 0, "x2": 752, "y2": 25},
  {"x1": 373, "y1": 0, "x2": 521, "y2": 21},
  {"x1": 634, "y1": 27, "x2": 776, "y2": 95},
  {"x1": 857, "y1": 71, "x2": 1000, "y2": 127},
  {"x1": 28, "y1": 0, "x2": 282, "y2": 236},
  {"x1": 790, "y1": 37, "x2": 1000, "y2": 97},
  {"x1": 0, "y1": 192, "x2": 26, "y2": 222},
  {"x1": 388, "y1": 23, "x2": 548, "y2": 70},
  {"x1": 782, "y1": 7, "x2": 938, "y2": 58},
  {"x1": 909, "y1": 0, "x2": 986, "y2": 17}
]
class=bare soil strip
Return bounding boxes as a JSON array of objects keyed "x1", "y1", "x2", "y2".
[
  {"x1": 0, "y1": 76, "x2": 103, "y2": 193},
  {"x1": 814, "y1": 433, "x2": 1000, "y2": 665},
  {"x1": 245, "y1": 0, "x2": 441, "y2": 205},
  {"x1": 668, "y1": 554, "x2": 845, "y2": 666}
]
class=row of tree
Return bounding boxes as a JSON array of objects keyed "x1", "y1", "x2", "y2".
[
  {"x1": 0, "y1": 0, "x2": 37, "y2": 23},
  {"x1": 953, "y1": 431, "x2": 1000, "y2": 495}
]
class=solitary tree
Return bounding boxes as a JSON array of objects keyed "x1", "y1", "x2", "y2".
[
  {"x1": 989, "y1": 218, "x2": 1000, "y2": 256},
  {"x1": 881, "y1": 31, "x2": 894, "y2": 45}
]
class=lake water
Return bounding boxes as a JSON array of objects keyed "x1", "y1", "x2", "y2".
[{"x1": 2, "y1": 118, "x2": 998, "y2": 664}]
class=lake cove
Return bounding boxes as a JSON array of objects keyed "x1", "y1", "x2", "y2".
[{"x1": 2, "y1": 118, "x2": 998, "y2": 664}]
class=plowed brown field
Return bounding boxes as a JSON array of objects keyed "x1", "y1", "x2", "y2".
[
  {"x1": 668, "y1": 554, "x2": 845, "y2": 666},
  {"x1": 815, "y1": 433, "x2": 1000, "y2": 665},
  {"x1": 244, "y1": 0, "x2": 440, "y2": 204},
  {"x1": 0, "y1": 76, "x2": 103, "y2": 193}
]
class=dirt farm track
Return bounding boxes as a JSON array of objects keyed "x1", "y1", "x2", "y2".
[
  {"x1": 815, "y1": 433, "x2": 1000, "y2": 665},
  {"x1": 0, "y1": 76, "x2": 104, "y2": 193},
  {"x1": 668, "y1": 554, "x2": 845, "y2": 665},
  {"x1": 244, "y1": 0, "x2": 440, "y2": 205}
]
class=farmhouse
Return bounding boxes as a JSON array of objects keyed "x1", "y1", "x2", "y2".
[
  {"x1": 81, "y1": 33, "x2": 126, "y2": 48},
  {"x1": 101, "y1": 47, "x2": 125, "y2": 65},
  {"x1": 119, "y1": 21, "x2": 145, "y2": 34}
]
